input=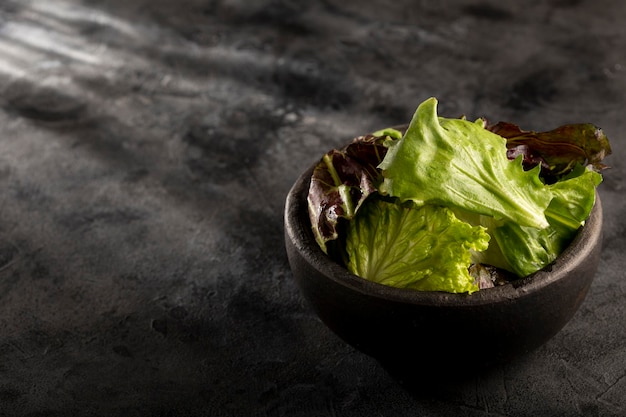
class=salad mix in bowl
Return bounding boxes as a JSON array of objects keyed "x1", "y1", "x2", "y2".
[{"x1": 307, "y1": 97, "x2": 611, "y2": 294}]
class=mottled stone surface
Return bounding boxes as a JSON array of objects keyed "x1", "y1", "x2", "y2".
[{"x1": 0, "y1": 0, "x2": 625, "y2": 416}]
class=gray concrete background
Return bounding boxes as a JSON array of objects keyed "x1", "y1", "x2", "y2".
[{"x1": 0, "y1": 0, "x2": 625, "y2": 415}]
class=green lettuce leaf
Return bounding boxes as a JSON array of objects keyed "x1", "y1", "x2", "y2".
[
  {"x1": 379, "y1": 97, "x2": 553, "y2": 229},
  {"x1": 544, "y1": 164, "x2": 602, "y2": 229},
  {"x1": 453, "y1": 162, "x2": 602, "y2": 277},
  {"x1": 487, "y1": 165, "x2": 602, "y2": 276},
  {"x1": 377, "y1": 97, "x2": 606, "y2": 279},
  {"x1": 307, "y1": 96, "x2": 610, "y2": 292},
  {"x1": 345, "y1": 198, "x2": 490, "y2": 293}
]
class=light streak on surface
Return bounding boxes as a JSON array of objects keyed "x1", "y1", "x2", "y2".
[
  {"x1": 1, "y1": 21, "x2": 103, "y2": 65},
  {"x1": 27, "y1": 0, "x2": 144, "y2": 40}
]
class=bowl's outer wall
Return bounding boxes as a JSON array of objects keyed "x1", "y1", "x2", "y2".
[{"x1": 285, "y1": 164, "x2": 603, "y2": 369}]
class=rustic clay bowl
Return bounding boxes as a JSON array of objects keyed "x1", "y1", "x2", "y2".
[{"x1": 284, "y1": 162, "x2": 603, "y2": 376}]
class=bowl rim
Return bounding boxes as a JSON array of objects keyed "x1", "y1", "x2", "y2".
[{"x1": 285, "y1": 161, "x2": 603, "y2": 308}]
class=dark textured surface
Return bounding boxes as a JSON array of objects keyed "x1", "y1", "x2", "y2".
[{"x1": 0, "y1": 1, "x2": 625, "y2": 416}]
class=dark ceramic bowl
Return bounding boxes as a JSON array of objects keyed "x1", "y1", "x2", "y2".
[{"x1": 284, "y1": 162, "x2": 603, "y2": 375}]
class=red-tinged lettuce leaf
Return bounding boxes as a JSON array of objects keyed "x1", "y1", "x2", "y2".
[
  {"x1": 488, "y1": 122, "x2": 612, "y2": 179},
  {"x1": 307, "y1": 134, "x2": 396, "y2": 254}
]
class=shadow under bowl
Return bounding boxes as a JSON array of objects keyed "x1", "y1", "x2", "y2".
[{"x1": 284, "y1": 163, "x2": 603, "y2": 377}]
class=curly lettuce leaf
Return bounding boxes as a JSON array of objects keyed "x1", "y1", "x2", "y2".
[
  {"x1": 491, "y1": 165, "x2": 601, "y2": 276},
  {"x1": 307, "y1": 134, "x2": 396, "y2": 253},
  {"x1": 377, "y1": 97, "x2": 607, "y2": 279},
  {"x1": 545, "y1": 164, "x2": 602, "y2": 229},
  {"x1": 307, "y1": 96, "x2": 610, "y2": 290},
  {"x1": 379, "y1": 97, "x2": 552, "y2": 229},
  {"x1": 459, "y1": 164, "x2": 602, "y2": 276},
  {"x1": 345, "y1": 198, "x2": 490, "y2": 293}
]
